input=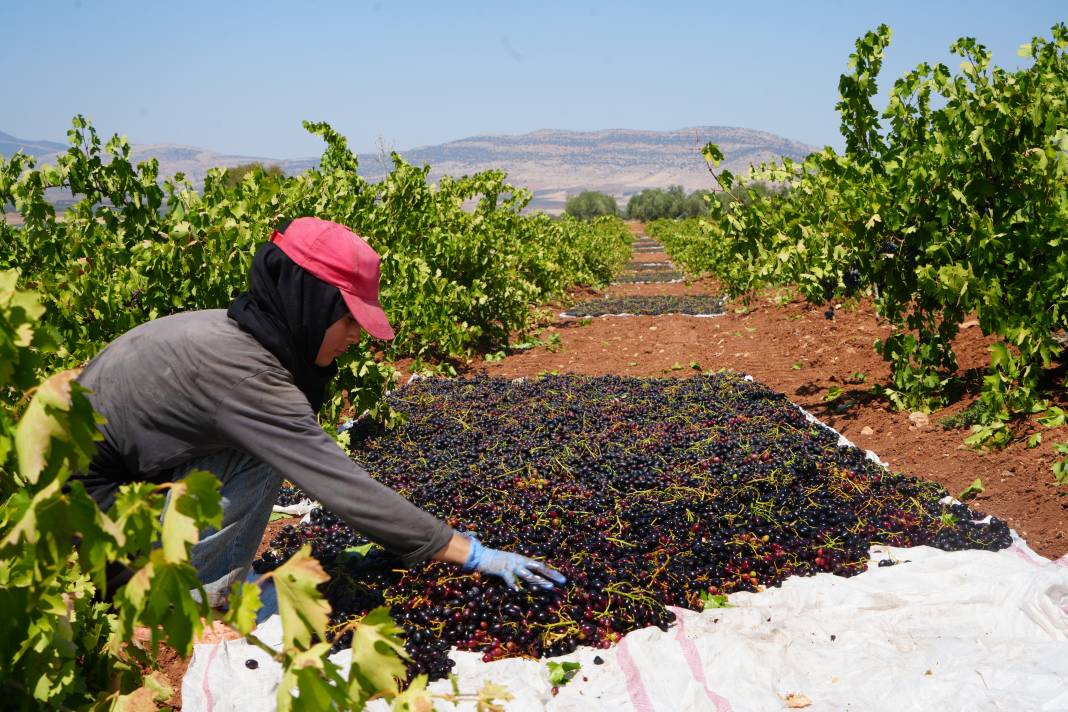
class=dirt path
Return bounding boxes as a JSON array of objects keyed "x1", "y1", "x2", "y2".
[{"x1": 482, "y1": 223, "x2": 1067, "y2": 559}]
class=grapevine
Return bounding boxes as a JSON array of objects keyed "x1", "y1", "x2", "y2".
[{"x1": 653, "y1": 24, "x2": 1068, "y2": 483}]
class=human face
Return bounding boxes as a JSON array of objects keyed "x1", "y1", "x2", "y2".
[{"x1": 315, "y1": 313, "x2": 362, "y2": 366}]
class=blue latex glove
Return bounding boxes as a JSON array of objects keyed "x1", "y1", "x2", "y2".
[{"x1": 462, "y1": 536, "x2": 567, "y2": 591}]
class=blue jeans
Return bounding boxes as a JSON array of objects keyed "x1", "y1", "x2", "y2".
[{"x1": 171, "y1": 450, "x2": 281, "y2": 608}]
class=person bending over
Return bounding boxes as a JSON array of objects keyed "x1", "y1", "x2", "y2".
[{"x1": 73, "y1": 217, "x2": 564, "y2": 606}]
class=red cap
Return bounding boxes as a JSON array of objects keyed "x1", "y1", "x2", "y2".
[{"x1": 271, "y1": 217, "x2": 395, "y2": 341}]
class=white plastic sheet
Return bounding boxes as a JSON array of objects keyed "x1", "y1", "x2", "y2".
[
  {"x1": 270, "y1": 499, "x2": 317, "y2": 518},
  {"x1": 183, "y1": 540, "x2": 1068, "y2": 711}
]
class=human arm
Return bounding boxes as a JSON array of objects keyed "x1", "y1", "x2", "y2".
[
  {"x1": 217, "y1": 369, "x2": 566, "y2": 587},
  {"x1": 215, "y1": 370, "x2": 454, "y2": 567},
  {"x1": 430, "y1": 531, "x2": 473, "y2": 565}
]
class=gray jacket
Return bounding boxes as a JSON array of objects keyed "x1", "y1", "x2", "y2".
[{"x1": 76, "y1": 309, "x2": 453, "y2": 567}]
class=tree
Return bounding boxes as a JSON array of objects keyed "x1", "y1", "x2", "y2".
[
  {"x1": 564, "y1": 191, "x2": 619, "y2": 220},
  {"x1": 220, "y1": 162, "x2": 284, "y2": 189},
  {"x1": 625, "y1": 186, "x2": 711, "y2": 221}
]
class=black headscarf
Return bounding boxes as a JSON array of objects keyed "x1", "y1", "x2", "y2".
[{"x1": 228, "y1": 241, "x2": 349, "y2": 412}]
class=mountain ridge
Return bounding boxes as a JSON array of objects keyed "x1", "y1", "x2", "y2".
[{"x1": 2, "y1": 126, "x2": 819, "y2": 213}]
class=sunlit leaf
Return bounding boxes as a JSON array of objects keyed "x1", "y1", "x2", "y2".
[
  {"x1": 348, "y1": 606, "x2": 409, "y2": 700},
  {"x1": 270, "y1": 546, "x2": 331, "y2": 649}
]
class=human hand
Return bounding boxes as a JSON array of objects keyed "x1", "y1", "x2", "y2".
[{"x1": 462, "y1": 536, "x2": 567, "y2": 591}]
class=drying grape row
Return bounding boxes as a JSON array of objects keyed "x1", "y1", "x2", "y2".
[
  {"x1": 629, "y1": 262, "x2": 675, "y2": 270},
  {"x1": 258, "y1": 374, "x2": 1009, "y2": 681},
  {"x1": 564, "y1": 295, "x2": 726, "y2": 317},
  {"x1": 614, "y1": 270, "x2": 685, "y2": 283}
]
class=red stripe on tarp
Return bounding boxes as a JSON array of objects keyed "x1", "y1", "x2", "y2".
[
  {"x1": 1007, "y1": 542, "x2": 1068, "y2": 569},
  {"x1": 616, "y1": 637, "x2": 658, "y2": 712},
  {"x1": 669, "y1": 607, "x2": 734, "y2": 712},
  {"x1": 1007, "y1": 543, "x2": 1042, "y2": 566},
  {"x1": 201, "y1": 643, "x2": 221, "y2": 712}
]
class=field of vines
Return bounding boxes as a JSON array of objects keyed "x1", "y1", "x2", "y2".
[
  {"x1": 651, "y1": 24, "x2": 1068, "y2": 484},
  {"x1": 0, "y1": 118, "x2": 631, "y2": 425},
  {"x1": 1, "y1": 20, "x2": 1065, "y2": 712}
]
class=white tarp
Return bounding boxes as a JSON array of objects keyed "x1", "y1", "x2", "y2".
[{"x1": 183, "y1": 540, "x2": 1068, "y2": 711}]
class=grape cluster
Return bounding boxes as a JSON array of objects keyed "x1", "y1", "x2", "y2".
[
  {"x1": 253, "y1": 373, "x2": 1010, "y2": 681},
  {"x1": 254, "y1": 508, "x2": 365, "y2": 572},
  {"x1": 843, "y1": 268, "x2": 861, "y2": 294},
  {"x1": 275, "y1": 484, "x2": 311, "y2": 508}
]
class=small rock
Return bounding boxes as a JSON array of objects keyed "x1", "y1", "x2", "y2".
[
  {"x1": 908, "y1": 411, "x2": 930, "y2": 428},
  {"x1": 860, "y1": 426, "x2": 875, "y2": 436},
  {"x1": 961, "y1": 320, "x2": 979, "y2": 329}
]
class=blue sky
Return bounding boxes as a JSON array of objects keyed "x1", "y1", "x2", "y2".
[{"x1": 2, "y1": 1, "x2": 1064, "y2": 157}]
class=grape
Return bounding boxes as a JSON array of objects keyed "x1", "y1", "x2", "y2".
[{"x1": 254, "y1": 374, "x2": 1010, "y2": 682}]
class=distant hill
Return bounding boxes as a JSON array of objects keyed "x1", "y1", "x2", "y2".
[
  {"x1": 1, "y1": 126, "x2": 818, "y2": 213},
  {"x1": 0, "y1": 130, "x2": 67, "y2": 159},
  {"x1": 355, "y1": 127, "x2": 817, "y2": 211}
]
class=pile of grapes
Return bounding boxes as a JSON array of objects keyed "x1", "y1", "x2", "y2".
[
  {"x1": 564, "y1": 295, "x2": 726, "y2": 317},
  {"x1": 256, "y1": 374, "x2": 1010, "y2": 680}
]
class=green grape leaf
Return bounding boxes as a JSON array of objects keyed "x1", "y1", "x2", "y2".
[
  {"x1": 224, "y1": 582, "x2": 263, "y2": 636},
  {"x1": 110, "y1": 482, "x2": 165, "y2": 558},
  {"x1": 160, "y1": 469, "x2": 222, "y2": 564},
  {"x1": 14, "y1": 370, "x2": 97, "y2": 486},
  {"x1": 112, "y1": 672, "x2": 172, "y2": 711},
  {"x1": 822, "y1": 386, "x2": 845, "y2": 402},
  {"x1": 116, "y1": 551, "x2": 208, "y2": 655},
  {"x1": 547, "y1": 660, "x2": 581, "y2": 685},
  {"x1": 958, "y1": 478, "x2": 984, "y2": 501},
  {"x1": 270, "y1": 546, "x2": 331, "y2": 649},
  {"x1": 701, "y1": 142, "x2": 724, "y2": 167},
  {"x1": 1038, "y1": 406, "x2": 1067, "y2": 428},
  {"x1": 1052, "y1": 453, "x2": 1068, "y2": 487},
  {"x1": 699, "y1": 591, "x2": 733, "y2": 609},
  {"x1": 348, "y1": 606, "x2": 409, "y2": 699},
  {"x1": 391, "y1": 674, "x2": 434, "y2": 712},
  {"x1": 276, "y1": 641, "x2": 341, "y2": 712}
]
